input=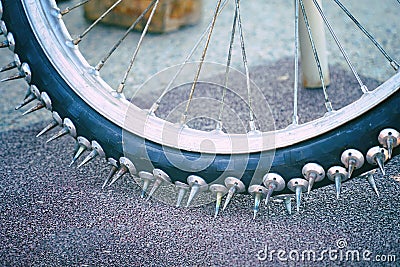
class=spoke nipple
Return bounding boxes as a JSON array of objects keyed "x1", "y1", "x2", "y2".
[
  {"x1": 138, "y1": 171, "x2": 155, "y2": 198},
  {"x1": 175, "y1": 181, "x2": 190, "y2": 208},
  {"x1": 72, "y1": 37, "x2": 81, "y2": 46},
  {"x1": 248, "y1": 185, "x2": 267, "y2": 219},
  {"x1": 146, "y1": 169, "x2": 171, "y2": 201},
  {"x1": 390, "y1": 61, "x2": 399, "y2": 72},
  {"x1": 327, "y1": 166, "x2": 348, "y2": 200},
  {"x1": 186, "y1": 175, "x2": 208, "y2": 207},
  {"x1": 287, "y1": 178, "x2": 309, "y2": 212},
  {"x1": 302, "y1": 163, "x2": 325, "y2": 194},
  {"x1": 378, "y1": 128, "x2": 399, "y2": 160},
  {"x1": 102, "y1": 158, "x2": 119, "y2": 189},
  {"x1": 222, "y1": 177, "x2": 245, "y2": 211},
  {"x1": 341, "y1": 149, "x2": 364, "y2": 179},
  {"x1": 209, "y1": 184, "x2": 228, "y2": 218},
  {"x1": 263, "y1": 173, "x2": 285, "y2": 206},
  {"x1": 366, "y1": 146, "x2": 388, "y2": 175}
]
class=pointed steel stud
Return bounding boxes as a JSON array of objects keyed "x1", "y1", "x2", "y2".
[
  {"x1": 209, "y1": 184, "x2": 228, "y2": 218},
  {"x1": 77, "y1": 140, "x2": 105, "y2": 168},
  {"x1": 287, "y1": 178, "x2": 309, "y2": 212},
  {"x1": 138, "y1": 171, "x2": 155, "y2": 198},
  {"x1": 0, "y1": 32, "x2": 13, "y2": 50},
  {"x1": 366, "y1": 146, "x2": 389, "y2": 175},
  {"x1": 363, "y1": 170, "x2": 380, "y2": 197},
  {"x1": 175, "y1": 181, "x2": 190, "y2": 208},
  {"x1": 273, "y1": 194, "x2": 294, "y2": 215},
  {"x1": 223, "y1": 177, "x2": 245, "y2": 211},
  {"x1": 70, "y1": 136, "x2": 91, "y2": 166},
  {"x1": 378, "y1": 128, "x2": 399, "y2": 159},
  {"x1": 46, "y1": 118, "x2": 77, "y2": 143},
  {"x1": 0, "y1": 20, "x2": 7, "y2": 36},
  {"x1": 109, "y1": 157, "x2": 137, "y2": 186},
  {"x1": 185, "y1": 175, "x2": 208, "y2": 207},
  {"x1": 327, "y1": 166, "x2": 348, "y2": 199},
  {"x1": 1, "y1": 53, "x2": 21, "y2": 72},
  {"x1": 1, "y1": 62, "x2": 31, "y2": 83},
  {"x1": 248, "y1": 185, "x2": 267, "y2": 219},
  {"x1": 302, "y1": 163, "x2": 325, "y2": 194},
  {"x1": 146, "y1": 169, "x2": 171, "y2": 201},
  {"x1": 36, "y1": 111, "x2": 62, "y2": 137},
  {"x1": 341, "y1": 149, "x2": 364, "y2": 179},
  {"x1": 263, "y1": 173, "x2": 285, "y2": 207},
  {"x1": 15, "y1": 85, "x2": 40, "y2": 110},
  {"x1": 21, "y1": 91, "x2": 52, "y2": 116},
  {"x1": 102, "y1": 158, "x2": 119, "y2": 189}
]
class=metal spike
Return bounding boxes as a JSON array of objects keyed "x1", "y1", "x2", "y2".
[
  {"x1": 248, "y1": 185, "x2": 267, "y2": 219},
  {"x1": 222, "y1": 177, "x2": 245, "y2": 211},
  {"x1": 69, "y1": 137, "x2": 91, "y2": 166},
  {"x1": 109, "y1": 165, "x2": 128, "y2": 186},
  {"x1": 146, "y1": 169, "x2": 171, "y2": 201},
  {"x1": 77, "y1": 140, "x2": 105, "y2": 168},
  {"x1": 366, "y1": 146, "x2": 389, "y2": 175},
  {"x1": 209, "y1": 184, "x2": 228, "y2": 218},
  {"x1": 175, "y1": 181, "x2": 189, "y2": 208},
  {"x1": 287, "y1": 178, "x2": 309, "y2": 212},
  {"x1": 341, "y1": 149, "x2": 364, "y2": 179},
  {"x1": 0, "y1": 39, "x2": 8, "y2": 48},
  {"x1": 15, "y1": 94, "x2": 36, "y2": 110},
  {"x1": 283, "y1": 196, "x2": 292, "y2": 215},
  {"x1": 0, "y1": 20, "x2": 6, "y2": 36},
  {"x1": 185, "y1": 175, "x2": 208, "y2": 207},
  {"x1": 22, "y1": 102, "x2": 45, "y2": 116},
  {"x1": 138, "y1": 171, "x2": 155, "y2": 198},
  {"x1": 0, "y1": 60, "x2": 17, "y2": 72},
  {"x1": 46, "y1": 127, "x2": 69, "y2": 143},
  {"x1": 378, "y1": 128, "x2": 400, "y2": 159},
  {"x1": 327, "y1": 166, "x2": 348, "y2": 199},
  {"x1": 108, "y1": 157, "x2": 136, "y2": 186},
  {"x1": 102, "y1": 158, "x2": 119, "y2": 189},
  {"x1": 302, "y1": 163, "x2": 325, "y2": 194},
  {"x1": 1, "y1": 72, "x2": 25, "y2": 82},
  {"x1": 36, "y1": 112, "x2": 62, "y2": 137},
  {"x1": 263, "y1": 173, "x2": 285, "y2": 206},
  {"x1": 365, "y1": 171, "x2": 379, "y2": 197}
]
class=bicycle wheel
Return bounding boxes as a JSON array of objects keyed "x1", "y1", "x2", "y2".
[{"x1": 0, "y1": 0, "x2": 399, "y2": 217}]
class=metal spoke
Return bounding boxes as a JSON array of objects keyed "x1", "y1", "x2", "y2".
[
  {"x1": 293, "y1": 0, "x2": 300, "y2": 125},
  {"x1": 95, "y1": 0, "x2": 158, "y2": 71},
  {"x1": 60, "y1": 0, "x2": 91, "y2": 16},
  {"x1": 73, "y1": 0, "x2": 123, "y2": 45},
  {"x1": 149, "y1": 0, "x2": 230, "y2": 115},
  {"x1": 235, "y1": 0, "x2": 256, "y2": 131},
  {"x1": 116, "y1": 0, "x2": 160, "y2": 94},
  {"x1": 311, "y1": 0, "x2": 368, "y2": 93},
  {"x1": 180, "y1": 0, "x2": 224, "y2": 125},
  {"x1": 332, "y1": 0, "x2": 399, "y2": 71},
  {"x1": 216, "y1": 0, "x2": 238, "y2": 131},
  {"x1": 299, "y1": 0, "x2": 333, "y2": 112}
]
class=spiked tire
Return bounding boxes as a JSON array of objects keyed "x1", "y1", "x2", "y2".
[{"x1": 1, "y1": 0, "x2": 400, "y2": 215}]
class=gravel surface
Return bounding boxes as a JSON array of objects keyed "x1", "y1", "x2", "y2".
[
  {"x1": 1, "y1": 0, "x2": 400, "y2": 266},
  {"x1": 0, "y1": 124, "x2": 399, "y2": 266}
]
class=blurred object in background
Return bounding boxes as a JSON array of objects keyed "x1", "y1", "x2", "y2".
[{"x1": 84, "y1": 0, "x2": 202, "y2": 33}]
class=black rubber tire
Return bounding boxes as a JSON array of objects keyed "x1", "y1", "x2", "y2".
[{"x1": 2, "y1": 0, "x2": 400, "y2": 193}]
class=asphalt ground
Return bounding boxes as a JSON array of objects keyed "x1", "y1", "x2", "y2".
[{"x1": 1, "y1": 0, "x2": 400, "y2": 266}]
